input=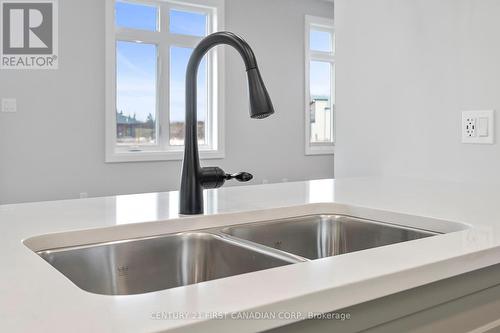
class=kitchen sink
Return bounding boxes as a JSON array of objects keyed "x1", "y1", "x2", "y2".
[
  {"x1": 37, "y1": 232, "x2": 300, "y2": 295},
  {"x1": 36, "y1": 214, "x2": 439, "y2": 295},
  {"x1": 221, "y1": 215, "x2": 437, "y2": 260}
]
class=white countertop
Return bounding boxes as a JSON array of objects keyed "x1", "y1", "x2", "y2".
[{"x1": 2, "y1": 178, "x2": 500, "y2": 332}]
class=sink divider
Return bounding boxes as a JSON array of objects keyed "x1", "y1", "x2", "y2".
[{"x1": 205, "y1": 229, "x2": 309, "y2": 264}]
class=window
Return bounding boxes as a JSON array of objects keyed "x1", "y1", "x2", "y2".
[
  {"x1": 105, "y1": 0, "x2": 225, "y2": 162},
  {"x1": 305, "y1": 15, "x2": 335, "y2": 155}
]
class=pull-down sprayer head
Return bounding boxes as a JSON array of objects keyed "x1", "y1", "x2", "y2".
[{"x1": 247, "y1": 67, "x2": 274, "y2": 119}]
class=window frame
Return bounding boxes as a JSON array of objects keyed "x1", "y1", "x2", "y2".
[
  {"x1": 105, "y1": 0, "x2": 225, "y2": 163},
  {"x1": 305, "y1": 15, "x2": 335, "y2": 156}
]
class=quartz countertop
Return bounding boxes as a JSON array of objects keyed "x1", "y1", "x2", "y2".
[{"x1": 2, "y1": 178, "x2": 500, "y2": 332}]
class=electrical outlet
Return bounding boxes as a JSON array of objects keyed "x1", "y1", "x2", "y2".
[
  {"x1": 464, "y1": 117, "x2": 476, "y2": 137},
  {"x1": 462, "y1": 110, "x2": 494, "y2": 144}
]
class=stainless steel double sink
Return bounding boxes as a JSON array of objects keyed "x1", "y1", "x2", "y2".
[{"x1": 37, "y1": 215, "x2": 437, "y2": 295}]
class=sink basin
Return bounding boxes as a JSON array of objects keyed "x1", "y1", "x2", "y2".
[
  {"x1": 37, "y1": 232, "x2": 298, "y2": 295},
  {"x1": 34, "y1": 213, "x2": 441, "y2": 295},
  {"x1": 221, "y1": 215, "x2": 437, "y2": 260}
]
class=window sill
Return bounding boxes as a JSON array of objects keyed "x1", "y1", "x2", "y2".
[
  {"x1": 305, "y1": 144, "x2": 335, "y2": 156},
  {"x1": 105, "y1": 149, "x2": 225, "y2": 163}
]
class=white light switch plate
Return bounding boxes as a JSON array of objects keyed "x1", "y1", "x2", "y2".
[
  {"x1": 1, "y1": 98, "x2": 17, "y2": 113},
  {"x1": 462, "y1": 110, "x2": 494, "y2": 144}
]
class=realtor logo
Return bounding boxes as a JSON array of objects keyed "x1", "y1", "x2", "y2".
[{"x1": 1, "y1": 0, "x2": 58, "y2": 69}]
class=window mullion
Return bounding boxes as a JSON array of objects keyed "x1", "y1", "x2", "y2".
[
  {"x1": 331, "y1": 61, "x2": 335, "y2": 143},
  {"x1": 167, "y1": 35, "x2": 203, "y2": 48},
  {"x1": 309, "y1": 52, "x2": 334, "y2": 62},
  {"x1": 159, "y1": 2, "x2": 171, "y2": 150},
  {"x1": 116, "y1": 29, "x2": 161, "y2": 44},
  {"x1": 156, "y1": 40, "x2": 168, "y2": 151},
  {"x1": 208, "y1": 8, "x2": 219, "y2": 151}
]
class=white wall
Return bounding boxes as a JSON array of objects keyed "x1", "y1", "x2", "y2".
[
  {"x1": 0, "y1": 0, "x2": 334, "y2": 204},
  {"x1": 335, "y1": 0, "x2": 500, "y2": 184}
]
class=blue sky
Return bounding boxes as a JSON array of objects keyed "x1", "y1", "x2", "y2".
[
  {"x1": 310, "y1": 61, "x2": 332, "y2": 100},
  {"x1": 115, "y1": 2, "x2": 157, "y2": 31},
  {"x1": 310, "y1": 29, "x2": 333, "y2": 53},
  {"x1": 116, "y1": 41, "x2": 207, "y2": 122},
  {"x1": 116, "y1": 41, "x2": 156, "y2": 122}
]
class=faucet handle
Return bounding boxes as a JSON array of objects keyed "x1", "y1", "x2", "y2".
[
  {"x1": 200, "y1": 168, "x2": 253, "y2": 189},
  {"x1": 226, "y1": 172, "x2": 253, "y2": 182}
]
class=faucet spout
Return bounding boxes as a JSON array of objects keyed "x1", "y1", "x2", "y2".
[{"x1": 179, "y1": 32, "x2": 274, "y2": 215}]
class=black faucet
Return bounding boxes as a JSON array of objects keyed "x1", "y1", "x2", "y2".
[{"x1": 179, "y1": 31, "x2": 274, "y2": 215}]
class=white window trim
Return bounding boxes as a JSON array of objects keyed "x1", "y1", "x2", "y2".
[
  {"x1": 305, "y1": 15, "x2": 335, "y2": 156},
  {"x1": 105, "y1": 0, "x2": 225, "y2": 163}
]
